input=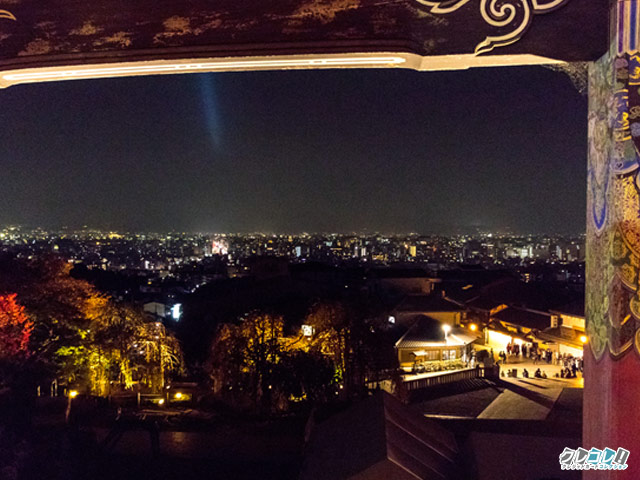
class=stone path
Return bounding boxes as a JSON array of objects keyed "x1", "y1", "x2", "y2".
[{"x1": 477, "y1": 361, "x2": 582, "y2": 420}]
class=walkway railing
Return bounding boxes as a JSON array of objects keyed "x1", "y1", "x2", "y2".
[{"x1": 404, "y1": 365, "x2": 499, "y2": 391}]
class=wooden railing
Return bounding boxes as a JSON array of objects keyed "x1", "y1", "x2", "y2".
[{"x1": 404, "y1": 365, "x2": 499, "y2": 391}]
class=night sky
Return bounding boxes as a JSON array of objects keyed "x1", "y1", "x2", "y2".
[{"x1": 0, "y1": 65, "x2": 587, "y2": 234}]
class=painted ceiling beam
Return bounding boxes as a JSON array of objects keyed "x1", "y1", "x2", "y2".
[{"x1": 0, "y1": 0, "x2": 608, "y2": 86}]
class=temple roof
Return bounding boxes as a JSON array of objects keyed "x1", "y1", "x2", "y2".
[
  {"x1": 394, "y1": 294, "x2": 463, "y2": 313},
  {"x1": 538, "y1": 326, "x2": 585, "y2": 349},
  {"x1": 492, "y1": 307, "x2": 551, "y2": 331},
  {"x1": 396, "y1": 315, "x2": 477, "y2": 349}
]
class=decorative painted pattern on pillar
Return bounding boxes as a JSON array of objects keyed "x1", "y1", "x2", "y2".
[{"x1": 585, "y1": 1, "x2": 640, "y2": 477}]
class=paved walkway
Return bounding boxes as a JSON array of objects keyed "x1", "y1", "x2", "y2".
[
  {"x1": 476, "y1": 360, "x2": 582, "y2": 420},
  {"x1": 498, "y1": 359, "x2": 583, "y2": 389}
]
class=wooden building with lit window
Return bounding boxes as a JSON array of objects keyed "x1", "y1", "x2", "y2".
[{"x1": 395, "y1": 315, "x2": 477, "y2": 368}]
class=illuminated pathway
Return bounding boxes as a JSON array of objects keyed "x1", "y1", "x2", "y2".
[{"x1": 477, "y1": 364, "x2": 582, "y2": 420}]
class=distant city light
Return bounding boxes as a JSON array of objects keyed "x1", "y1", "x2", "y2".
[
  {"x1": 580, "y1": 335, "x2": 588, "y2": 344},
  {"x1": 301, "y1": 325, "x2": 314, "y2": 337},
  {"x1": 442, "y1": 324, "x2": 451, "y2": 334},
  {"x1": 69, "y1": 390, "x2": 78, "y2": 398},
  {"x1": 388, "y1": 316, "x2": 396, "y2": 324},
  {"x1": 172, "y1": 303, "x2": 182, "y2": 321},
  {"x1": 211, "y1": 238, "x2": 229, "y2": 255},
  {"x1": 469, "y1": 323, "x2": 477, "y2": 331}
]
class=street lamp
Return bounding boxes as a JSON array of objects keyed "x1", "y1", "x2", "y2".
[
  {"x1": 442, "y1": 324, "x2": 451, "y2": 344},
  {"x1": 66, "y1": 390, "x2": 78, "y2": 424}
]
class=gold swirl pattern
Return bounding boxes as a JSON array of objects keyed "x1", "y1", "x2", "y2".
[
  {"x1": 0, "y1": 9, "x2": 16, "y2": 21},
  {"x1": 587, "y1": 48, "x2": 640, "y2": 362},
  {"x1": 414, "y1": 0, "x2": 571, "y2": 55}
]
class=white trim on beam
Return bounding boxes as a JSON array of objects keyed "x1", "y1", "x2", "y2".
[{"x1": 0, "y1": 52, "x2": 564, "y2": 88}]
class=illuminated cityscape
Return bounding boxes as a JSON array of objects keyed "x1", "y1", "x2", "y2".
[
  {"x1": 0, "y1": 0, "x2": 627, "y2": 477},
  {"x1": 0, "y1": 223, "x2": 589, "y2": 478},
  {"x1": 0, "y1": 225, "x2": 585, "y2": 270}
]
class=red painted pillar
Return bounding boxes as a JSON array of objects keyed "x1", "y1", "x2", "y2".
[
  {"x1": 584, "y1": 2, "x2": 640, "y2": 477},
  {"x1": 584, "y1": 353, "x2": 640, "y2": 477}
]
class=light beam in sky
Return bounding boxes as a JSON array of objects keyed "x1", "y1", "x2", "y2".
[{"x1": 196, "y1": 74, "x2": 223, "y2": 150}]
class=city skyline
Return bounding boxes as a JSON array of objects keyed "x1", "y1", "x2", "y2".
[
  {"x1": 0, "y1": 65, "x2": 587, "y2": 234},
  {"x1": 0, "y1": 223, "x2": 586, "y2": 236},
  {"x1": 0, "y1": 224, "x2": 585, "y2": 270}
]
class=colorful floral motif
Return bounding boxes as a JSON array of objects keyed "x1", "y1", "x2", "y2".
[
  {"x1": 588, "y1": 43, "x2": 640, "y2": 360},
  {"x1": 587, "y1": 53, "x2": 615, "y2": 360}
]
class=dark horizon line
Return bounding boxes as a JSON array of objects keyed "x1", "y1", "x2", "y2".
[{"x1": 0, "y1": 223, "x2": 586, "y2": 237}]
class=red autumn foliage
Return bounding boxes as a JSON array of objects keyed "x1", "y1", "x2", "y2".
[{"x1": 0, "y1": 293, "x2": 33, "y2": 357}]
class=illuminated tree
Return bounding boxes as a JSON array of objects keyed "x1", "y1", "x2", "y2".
[
  {"x1": 0, "y1": 294, "x2": 33, "y2": 358},
  {"x1": 0, "y1": 256, "x2": 103, "y2": 369},
  {"x1": 209, "y1": 310, "x2": 287, "y2": 409},
  {"x1": 209, "y1": 322, "x2": 248, "y2": 394},
  {"x1": 304, "y1": 302, "x2": 349, "y2": 384},
  {"x1": 66, "y1": 302, "x2": 184, "y2": 395},
  {"x1": 209, "y1": 307, "x2": 349, "y2": 410},
  {"x1": 0, "y1": 256, "x2": 184, "y2": 395},
  {"x1": 304, "y1": 300, "x2": 387, "y2": 396},
  {"x1": 274, "y1": 349, "x2": 336, "y2": 403},
  {"x1": 136, "y1": 319, "x2": 183, "y2": 391}
]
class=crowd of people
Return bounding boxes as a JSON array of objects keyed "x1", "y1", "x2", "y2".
[
  {"x1": 495, "y1": 343, "x2": 583, "y2": 368},
  {"x1": 557, "y1": 355, "x2": 583, "y2": 378},
  {"x1": 491, "y1": 342, "x2": 584, "y2": 381},
  {"x1": 522, "y1": 368, "x2": 547, "y2": 379}
]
